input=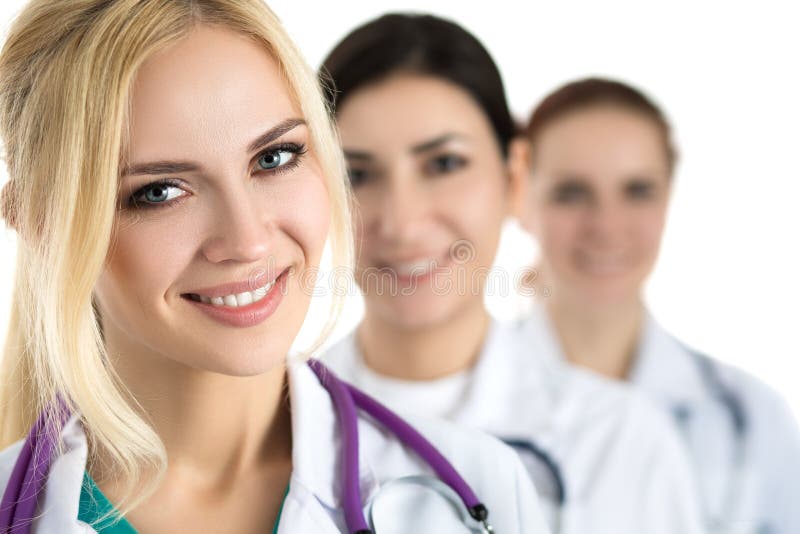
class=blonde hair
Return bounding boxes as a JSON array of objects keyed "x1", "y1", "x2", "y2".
[{"x1": 0, "y1": 0, "x2": 352, "y2": 513}]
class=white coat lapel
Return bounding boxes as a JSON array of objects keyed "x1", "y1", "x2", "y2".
[
  {"x1": 629, "y1": 313, "x2": 708, "y2": 410},
  {"x1": 33, "y1": 414, "x2": 94, "y2": 533},
  {"x1": 284, "y1": 360, "x2": 380, "y2": 532}
]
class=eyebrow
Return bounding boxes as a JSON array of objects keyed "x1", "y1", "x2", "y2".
[
  {"x1": 410, "y1": 133, "x2": 466, "y2": 154},
  {"x1": 121, "y1": 117, "x2": 307, "y2": 177},
  {"x1": 343, "y1": 150, "x2": 373, "y2": 161},
  {"x1": 342, "y1": 133, "x2": 467, "y2": 162},
  {"x1": 247, "y1": 117, "x2": 306, "y2": 152}
]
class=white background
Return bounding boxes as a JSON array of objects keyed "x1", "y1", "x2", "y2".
[{"x1": 1, "y1": 1, "x2": 799, "y2": 417}]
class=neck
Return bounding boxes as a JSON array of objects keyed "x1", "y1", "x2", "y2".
[
  {"x1": 358, "y1": 301, "x2": 490, "y2": 381},
  {"x1": 101, "y1": 326, "x2": 292, "y2": 490},
  {"x1": 546, "y1": 293, "x2": 644, "y2": 380}
]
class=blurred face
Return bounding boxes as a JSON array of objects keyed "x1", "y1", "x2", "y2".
[
  {"x1": 337, "y1": 74, "x2": 524, "y2": 329},
  {"x1": 523, "y1": 105, "x2": 671, "y2": 307},
  {"x1": 93, "y1": 26, "x2": 330, "y2": 376}
]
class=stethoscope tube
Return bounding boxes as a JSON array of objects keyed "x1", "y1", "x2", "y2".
[
  {"x1": 309, "y1": 359, "x2": 371, "y2": 533},
  {"x1": 682, "y1": 348, "x2": 749, "y2": 532},
  {"x1": 345, "y1": 382, "x2": 489, "y2": 522},
  {"x1": 691, "y1": 351, "x2": 747, "y2": 437},
  {"x1": 308, "y1": 359, "x2": 492, "y2": 533},
  {"x1": 500, "y1": 438, "x2": 566, "y2": 507}
]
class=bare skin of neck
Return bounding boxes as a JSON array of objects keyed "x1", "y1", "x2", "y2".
[
  {"x1": 546, "y1": 294, "x2": 644, "y2": 380},
  {"x1": 357, "y1": 299, "x2": 490, "y2": 381},
  {"x1": 92, "y1": 322, "x2": 293, "y2": 533}
]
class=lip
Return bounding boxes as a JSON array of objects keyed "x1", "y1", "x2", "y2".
[
  {"x1": 378, "y1": 249, "x2": 449, "y2": 265},
  {"x1": 376, "y1": 251, "x2": 453, "y2": 286},
  {"x1": 182, "y1": 268, "x2": 290, "y2": 328},
  {"x1": 184, "y1": 270, "x2": 284, "y2": 299}
]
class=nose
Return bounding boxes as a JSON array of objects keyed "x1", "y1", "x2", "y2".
[
  {"x1": 584, "y1": 196, "x2": 627, "y2": 244},
  {"x1": 201, "y1": 185, "x2": 272, "y2": 264},
  {"x1": 373, "y1": 175, "x2": 427, "y2": 244}
]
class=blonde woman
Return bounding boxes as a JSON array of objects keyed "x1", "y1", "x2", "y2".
[{"x1": 0, "y1": 1, "x2": 549, "y2": 532}]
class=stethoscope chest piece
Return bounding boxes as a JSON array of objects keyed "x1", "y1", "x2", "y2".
[{"x1": 364, "y1": 475, "x2": 494, "y2": 533}]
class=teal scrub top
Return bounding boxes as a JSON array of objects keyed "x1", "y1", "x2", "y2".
[{"x1": 78, "y1": 472, "x2": 287, "y2": 533}]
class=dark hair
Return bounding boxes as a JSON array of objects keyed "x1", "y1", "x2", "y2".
[
  {"x1": 321, "y1": 13, "x2": 514, "y2": 156},
  {"x1": 526, "y1": 77, "x2": 677, "y2": 172}
]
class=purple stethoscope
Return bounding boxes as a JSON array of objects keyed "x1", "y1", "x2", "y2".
[{"x1": 0, "y1": 360, "x2": 493, "y2": 533}]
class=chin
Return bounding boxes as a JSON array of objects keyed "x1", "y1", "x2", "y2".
[
  {"x1": 372, "y1": 293, "x2": 461, "y2": 331},
  {"x1": 180, "y1": 342, "x2": 289, "y2": 377},
  {"x1": 568, "y1": 275, "x2": 642, "y2": 308}
]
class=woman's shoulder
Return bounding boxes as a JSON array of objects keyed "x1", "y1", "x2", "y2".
[
  {"x1": 713, "y1": 357, "x2": 793, "y2": 412},
  {"x1": 709, "y1": 357, "x2": 800, "y2": 450}
]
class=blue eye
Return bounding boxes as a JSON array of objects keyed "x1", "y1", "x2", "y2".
[
  {"x1": 130, "y1": 181, "x2": 186, "y2": 207},
  {"x1": 257, "y1": 149, "x2": 294, "y2": 170}
]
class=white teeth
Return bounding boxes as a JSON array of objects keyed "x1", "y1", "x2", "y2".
[
  {"x1": 392, "y1": 258, "x2": 437, "y2": 276},
  {"x1": 195, "y1": 279, "x2": 276, "y2": 308},
  {"x1": 235, "y1": 291, "x2": 253, "y2": 306}
]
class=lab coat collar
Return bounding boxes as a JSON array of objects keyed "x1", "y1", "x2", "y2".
[
  {"x1": 287, "y1": 359, "x2": 377, "y2": 511},
  {"x1": 456, "y1": 315, "x2": 562, "y2": 433},
  {"x1": 521, "y1": 303, "x2": 577, "y2": 374},
  {"x1": 454, "y1": 319, "x2": 517, "y2": 422},
  {"x1": 525, "y1": 303, "x2": 709, "y2": 407},
  {"x1": 29, "y1": 412, "x2": 87, "y2": 532},
  {"x1": 628, "y1": 312, "x2": 709, "y2": 407}
]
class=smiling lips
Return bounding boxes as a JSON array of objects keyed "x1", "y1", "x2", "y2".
[
  {"x1": 186, "y1": 278, "x2": 276, "y2": 308},
  {"x1": 378, "y1": 250, "x2": 451, "y2": 277},
  {"x1": 182, "y1": 268, "x2": 289, "y2": 327}
]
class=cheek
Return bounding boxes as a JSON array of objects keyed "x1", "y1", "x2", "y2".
[
  {"x1": 631, "y1": 203, "x2": 668, "y2": 251},
  {"x1": 93, "y1": 216, "x2": 197, "y2": 337},
  {"x1": 276, "y1": 171, "x2": 331, "y2": 267},
  {"x1": 436, "y1": 170, "x2": 509, "y2": 250},
  {"x1": 103, "y1": 216, "x2": 197, "y2": 301}
]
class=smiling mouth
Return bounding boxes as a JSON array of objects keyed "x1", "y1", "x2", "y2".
[
  {"x1": 183, "y1": 279, "x2": 275, "y2": 308},
  {"x1": 378, "y1": 252, "x2": 451, "y2": 277},
  {"x1": 181, "y1": 269, "x2": 288, "y2": 308}
]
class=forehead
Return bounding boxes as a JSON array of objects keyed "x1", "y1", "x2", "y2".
[
  {"x1": 335, "y1": 74, "x2": 496, "y2": 151},
  {"x1": 534, "y1": 106, "x2": 668, "y2": 174},
  {"x1": 127, "y1": 25, "x2": 299, "y2": 161}
]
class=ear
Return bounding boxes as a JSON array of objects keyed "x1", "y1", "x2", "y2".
[
  {"x1": 1, "y1": 179, "x2": 17, "y2": 230},
  {"x1": 506, "y1": 137, "x2": 531, "y2": 219}
]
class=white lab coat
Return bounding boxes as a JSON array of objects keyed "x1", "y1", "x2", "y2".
[
  {"x1": 0, "y1": 361, "x2": 550, "y2": 533},
  {"x1": 628, "y1": 311, "x2": 800, "y2": 534},
  {"x1": 324, "y1": 317, "x2": 707, "y2": 534}
]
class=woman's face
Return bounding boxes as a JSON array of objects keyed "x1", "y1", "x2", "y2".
[
  {"x1": 336, "y1": 74, "x2": 525, "y2": 329},
  {"x1": 93, "y1": 26, "x2": 330, "y2": 376},
  {"x1": 523, "y1": 106, "x2": 671, "y2": 307}
]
